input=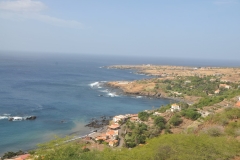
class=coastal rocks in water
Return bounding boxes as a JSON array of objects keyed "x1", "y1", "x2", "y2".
[
  {"x1": 26, "y1": 116, "x2": 37, "y2": 120},
  {"x1": 8, "y1": 116, "x2": 37, "y2": 121},
  {"x1": 155, "y1": 92, "x2": 162, "y2": 97},
  {"x1": 138, "y1": 91, "x2": 162, "y2": 98},
  {"x1": 8, "y1": 117, "x2": 23, "y2": 121},
  {"x1": 85, "y1": 116, "x2": 111, "y2": 128}
]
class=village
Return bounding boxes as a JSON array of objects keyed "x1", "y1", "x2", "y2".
[{"x1": 82, "y1": 94, "x2": 240, "y2": 148}]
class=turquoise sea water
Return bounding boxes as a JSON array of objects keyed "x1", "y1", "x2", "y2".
[{"x1": 0, "y1": 53, "x2": 239, "y2": 155}]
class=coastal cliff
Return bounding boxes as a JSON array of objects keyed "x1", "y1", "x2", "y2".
[{"x1": 107, "y1": 81, "x2": 166, "y2": 98}]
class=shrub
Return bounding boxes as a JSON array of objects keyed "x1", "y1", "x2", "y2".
[
  {"x1": 2, "y1": 150, "x2": 24, "y2": 159},
  {"x1": 164, "y1": 125, "x2": 172, "y2": 134},
  {"x1": 205, "y1": 108, "x2": 240, "y2": 126},
  {"x1": 225, "y1": 121, "x2": 240, "y2": 137},
  {"x1": 138, "y1": 111, "x2": 150, "y2": 121},
  {"x1": 206, "y1": 127, "x2": 223, "y2": 137},
  {"x1": 158, "y1": 104, "x2": 171, "y2": 113},
  {"x1": 154, "y1": 116, "x2": 166, "y2": 129},
  {"x1": 181, "y1": 109, "x2": 201, "y2": 120},
  {"x1": 169, "y1": 114, "x2": 183, "y2": 126}
]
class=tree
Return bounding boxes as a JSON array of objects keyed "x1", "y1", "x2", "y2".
[
  {"x1": 169, "y1": 114, "x2": 183, "y2": 126},
  {"x1": 166, "y1": 85, "x2": 172, "y2": 90},
  {"x1": 138, "y1": 111, "x2": 150, "y2": 121},
  {"x1": 181, "y1": 109, "x2": 201, "y2": 120},
  {"x1": 154, "y1": 116, "x2": 166, "y2": 129}
]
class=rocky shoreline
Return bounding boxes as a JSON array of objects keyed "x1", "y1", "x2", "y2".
[
  {"x1": 85, "y1": 116, "x2": 112, "y2": 128},
  {"x1": 106, "y1": 82, "x2": 184, "y2": 102}
]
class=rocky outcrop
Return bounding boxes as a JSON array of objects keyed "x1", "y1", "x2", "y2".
[
  {"x1": 138, "y1": 91, "x2": 163, "y2": 98},
  {"x1": 26, "y1": 116, "x2": 37, "y2": 120},
  {"x1": 106, "y1": 82, "x2": 166, "y2": 99},
  {"x1": 85, "y1": 116, "x2": 111, "y2": 128}
]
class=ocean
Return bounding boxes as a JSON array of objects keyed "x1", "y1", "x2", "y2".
[{"x1": 0, "y1": 53, "x2": 239, "y2": 154}]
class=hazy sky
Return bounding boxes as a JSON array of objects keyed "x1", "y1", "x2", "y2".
[{"x1": 0, "y1": 0, "x2": 239, "y2": 59}]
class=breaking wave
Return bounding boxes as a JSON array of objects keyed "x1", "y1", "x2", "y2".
[
  {"x1": 0, "y1": 114, "x2": 36, "y2": 121},
  {"x1": 89, "y1": 81, "x2": 107, "y2": 88},
  {"x1": 90, "y1": 82, "x2": 120, "y2": 97},
  {"x1": 107, "y1": 92, "x2": 119, "y2": 97}
]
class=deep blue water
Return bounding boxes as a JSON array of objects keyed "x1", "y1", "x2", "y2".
[{"x1": 0, "y1": 53, "x2": 239, "y2": 154}]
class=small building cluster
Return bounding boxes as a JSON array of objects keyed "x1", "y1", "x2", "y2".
[{"x1": 93, "y1": 114, "x2": 139, "y2": 147}]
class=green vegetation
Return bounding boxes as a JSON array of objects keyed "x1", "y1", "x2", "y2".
[
  {"x1": 32, "y1": 134, "x2": 240, "y2": 160},
  {"x1": 194, "y1": 89, "x2": 240, "y2": 108},
  {"x1": 33, "y1": 136, "x2": 91, "y2": 160},
  {"x1": 206, "y1": 107, "x2": 240, "y2": 125},
  {"x1": 153, "y1": 116, "x2": 166, "y2": 129},
  {"x1": 225, "y1": 121, "x2": 240, "y2": 137},
  {"x1": 159, "y1": 76, "x2": 220, "y2": 97},
  {"x1": 206, "y1": 107, "x2": 240, "y2": 137},
  {"x1": 169, "y1": 114, "x2": 183, "y2": 126},
  {"x1": 158, "y1": 104, "x2": 171, "y2": 113},
  {"x1": 124, "y1": 122, "x2": 148, "y2": 147},
  {"x1": 181, "y1": 108, "x2": 201, "y2": 120},
  {"x1": 153, "y1": 75, "x2": 240, "y2": 108},
  {"x1": 138, "y1": 111, "x2": 150, "y2": 121},
  {"x1": 123, "y1": 113, "x2": 168, "y2": 148},
  {"x1": 2, "y1": 150, "x2": 25, "y2": 159},
  {"x1": 205, "y1": 127, "x2": 223, "y2": 137}
]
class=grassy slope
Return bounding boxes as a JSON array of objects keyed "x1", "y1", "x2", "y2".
[{"x1": 33, "y1": 133, "x2": 240, "y2": 160}]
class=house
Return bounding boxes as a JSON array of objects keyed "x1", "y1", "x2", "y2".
[
  {"x1": 219, "y1": 84, "x2": 231, "y2": 89},
  {"x1": 95, "y1": 133, "x2": 108, "y2": 141},
  {"x1": 214, "y1": 89, "x2": 220, "y2": 94},
  {"x1": 109, "y1": 140, "x2": 119, "y2": 147},
  {"x1": 113, "y1": 115, "x2": 126, "y2": 123},
  {"x1": 106, "y1": 130, "x2": 118, "y2": 139},
  {"x1": 171, "y1": 104, "x2": 181, "y2": 112},
  {"x1": 108, "y1": 124, "x2": 120, "y2": 130}
]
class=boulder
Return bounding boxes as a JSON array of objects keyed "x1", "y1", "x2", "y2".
[{"x1": 26, "y1": 116, "x2": 37, "y2": 120}]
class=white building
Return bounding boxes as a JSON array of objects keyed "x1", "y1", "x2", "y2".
[
  {"x1": 170, "y1": 104, "x2": 181, "y2": 112},
  {"x1": 113, "y1": 115, "x2": 126, "y2": 123}
]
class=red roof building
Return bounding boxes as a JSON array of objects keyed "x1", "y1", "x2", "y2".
[{"x1": 108, "y1": 124, "x2": 120, "y2": 130}]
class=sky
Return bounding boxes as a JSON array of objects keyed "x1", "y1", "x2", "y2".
[{"x1": 0, "y1": 0, "x2": 240, "y2": 60}]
